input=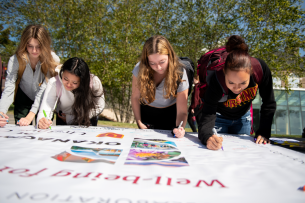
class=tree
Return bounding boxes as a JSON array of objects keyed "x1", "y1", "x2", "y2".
[
  {"x1": 0, "y1": 24, "x2": 16, "y2": 63},
  {"x1": 238, "y1": 0, "x2": 305, "y2": 89},
  {"x1": 1, "y1": 0, "x2": 304, "y2": 122}
]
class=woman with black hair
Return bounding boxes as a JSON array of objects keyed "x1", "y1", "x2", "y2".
[
  {"x1": 198, "y1": 35, "x2": 276, "y2": 150},
  {"x1": 37, "y1": 57, "x2": 105, "y2": 128}
]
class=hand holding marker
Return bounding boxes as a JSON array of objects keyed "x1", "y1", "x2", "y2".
[
  {"x1": 0, "y1": 112, "x2": 9, "y2": 125},
  {"x1": 174, "y1": 121, "x2": 183, "y2": 138},
  {"x1": 213, "y1": 128, "x2": 223, "y2": 150},
  {"x1": 43, "y1": 110, "x2": 52, "y2": 130}
]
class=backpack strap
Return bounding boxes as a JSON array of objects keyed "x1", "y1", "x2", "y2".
[{"x1": 250, "y1": 57, "x2": 263, "y2": 85}]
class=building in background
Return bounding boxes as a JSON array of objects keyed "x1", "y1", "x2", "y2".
[{"x1": 253, "y1": 77, "x2": 305, "y2": 136}]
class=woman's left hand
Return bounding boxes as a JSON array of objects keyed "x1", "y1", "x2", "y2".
[
  {"x1": 255, "y1": 135, "x2": 270, "y2": 144},
  {"x1": 57, "y1": 113, "x2": 67, "y2": 123},
  {"x1": 173, "y1": 127, "x2": 185, "y2": 138}
]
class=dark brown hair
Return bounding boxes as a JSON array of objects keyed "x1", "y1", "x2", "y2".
[
  {"x1": 60, "y1": 57, "x2": 103, "y2": 127},
  {"x1": 224, "y1": 35, "x2": 252, "y2": 74}
]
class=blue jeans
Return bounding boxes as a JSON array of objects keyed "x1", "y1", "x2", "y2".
[{"x1": 214, "y1": 111, "x2": 251, "y2": 135}]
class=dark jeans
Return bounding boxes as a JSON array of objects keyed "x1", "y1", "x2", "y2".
[
  {"x1": 214, "y1": 110, "x2": 251, "y2": 135},
  {"x1": 140, "y1": 103, "x2": 177, "y2": 130}
]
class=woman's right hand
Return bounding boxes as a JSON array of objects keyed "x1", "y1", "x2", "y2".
[
  {"x1": 38, "y1": 117, "x2": 52, "y2": 129},
  {"x1": 0, "y1": 112, "x2": 9, "y2": 127},
  {"x1": 137, "y1": 121, "x2": 148, "y2": 129},
  {"x1": 206, "y1": 134, "x2": 223, "y2": 150}
]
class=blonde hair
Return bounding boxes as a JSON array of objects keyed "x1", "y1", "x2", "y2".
[
  {"x1": 138, "y1": 35, "x2": 182, "y2": 104},
  {"x1": 15, "y1": 25, "x2": 58, "y2": 80}
]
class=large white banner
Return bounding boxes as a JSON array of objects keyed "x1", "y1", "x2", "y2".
[{"x1": 0, "y1": 124, "x2": 304, "y2": 203}]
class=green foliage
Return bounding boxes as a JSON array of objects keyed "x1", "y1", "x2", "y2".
[
  {"x1": 0, "y1": 24, "x2": 16, "y2": 63},
  {"x1": 1, "y1": 0, "x2": 304, "y2": 122}
]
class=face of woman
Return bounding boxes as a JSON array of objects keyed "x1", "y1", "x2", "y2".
[
  {"x1": 26, "y1": 38, "x2": 41, "y2": 59},
  {"x1": 224, "y1": 69, "x2": 250, "y2": 95},
  {"x1": 62, "y1": 71, "x2": 80, "y2": 91},
  {"x1": 148, "y1": 53, "x2": 169, "y2": 75}
]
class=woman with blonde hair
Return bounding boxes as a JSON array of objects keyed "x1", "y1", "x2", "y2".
[
  {"x1": 0, "y1": 24, "x2": 60, "y2": 127},
  {"x1": 131, "y1": 35, "x2": 189, "y2": 138}
]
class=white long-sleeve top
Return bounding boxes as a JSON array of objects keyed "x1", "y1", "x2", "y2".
[
  {"x1": 37, "y1": 73, "x2": 105, "y2": 125},
  {"x1": 0, "y1": 52, "x2": 60, "y2": 114}
]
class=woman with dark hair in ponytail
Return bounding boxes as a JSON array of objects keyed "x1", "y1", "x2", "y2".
[
  {"x1": 198, "y1": 35, "x2": 276, "y2": 150},
  {"x1": 37, "y1": 57, "x2": 105, "y2": 128}
]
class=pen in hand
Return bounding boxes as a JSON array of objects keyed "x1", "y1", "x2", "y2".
[
  {"x1": 213, "y1": 128, "x2": 223, "y2": 151},
  {"x1": 173, "y1": 121, "x2": 183, "y2": 138},
  {"x1": 0, "y1": 113, "x2": 9, "y2": 123},
  {"x1": 43, "y1": 110, "x2": 52, "y2": 130}
]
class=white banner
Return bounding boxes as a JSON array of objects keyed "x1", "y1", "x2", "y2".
[{"x1": 0, "y1": 124, "x2": 304, "y2": 203}]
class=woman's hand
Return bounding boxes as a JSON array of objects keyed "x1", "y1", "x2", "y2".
[
  {"x1": 17, "y1": 111, "x2": 35, "y2": 126},
  {"x1": 255, "y1": 135, "x2": 270, "y2": 144},
  {"x1": 137, "y1": 121, "x2": 148, "y2": 129},
  {"x1": 38, "y1": 117, "x2": 52, "y2": 129},
  {"x1": 17, "y1": 117, "x2": 31, "y2": 126},
  {"x1": 206, "y1": 134, "x2": 223, "y2": 150},
  {"x1": 57, "y1": 113, "x2": 67, "y2": 123},
  {"x1": 0, "y1": 112, "x2": 9, "y2": 127},
  {"x1": 173, "y1": 127, "x2": 185, "y2": 138}
]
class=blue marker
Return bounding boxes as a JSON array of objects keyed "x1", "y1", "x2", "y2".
[{"x1": 0, "y1": 113, "x2": 9, "y2": 123}]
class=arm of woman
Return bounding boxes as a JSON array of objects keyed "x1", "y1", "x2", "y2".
[
  {"x1": 198, "y1": 74, "x2": 224, "y2": 149},
  {"x1": 255, "y1": 59, "x2": 276, "y2": 144},
  {"x1": 131, "y1": 75, "x2": 147, "y2": 129},
  {"x1": 24, "y1": 54, "x2": 60, "y2": 125},
  {"x1": 89, "y1": 76, "x2": 105, "y2": 118},
  {"x1": 173, "y1": 89, "x2": 188, "y2": 138},
  {"x1": 18, "y1": 73, "x2": 49, "y2": 126},
  {"x1": 37, "y1": 77, "x2": 57, "y2": 129},
  {"x1": 0, "y1": 55, "x2": 19, "y2": 114}
]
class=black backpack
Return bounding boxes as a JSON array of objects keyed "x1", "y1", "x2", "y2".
[{"x1": 179, "y1": 57, "x2": 195, "y2": 96}]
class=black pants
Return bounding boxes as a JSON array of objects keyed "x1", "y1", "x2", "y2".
[
  {"x1": 14, "y1": 86, "x2": 35, "y2": 124},
  {"x1": 140, "y1": 103, "x2": 177, "y2": 130},
  {"x1": 55, "y1": 113, "x2": 98, "y2": 126}
]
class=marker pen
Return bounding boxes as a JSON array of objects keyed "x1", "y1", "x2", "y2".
[
  {"x1": 174, "y1": 121, "x2": 183, "y2": 138},
  {"x1": 0, "y1": 113, "x2": 9, "y2": 123},
  {"x1": 213, "y1": 128, "x2": 223, "y2": 150},
  {"x1": 43, "y1": 110, "x2": 52, "y2": 130}
]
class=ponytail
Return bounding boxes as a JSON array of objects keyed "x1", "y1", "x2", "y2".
[{"x1": 224, "y1": 35, "x2": 252, "y2": 74}]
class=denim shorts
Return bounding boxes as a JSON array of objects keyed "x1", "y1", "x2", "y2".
[{"x1": 214, "y1": 110, "x2": 251, "y2": 135}]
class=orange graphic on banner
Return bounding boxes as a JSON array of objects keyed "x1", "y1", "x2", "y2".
[{"x1": 96, "y1": 132, "x2": 124, "y2": 139}]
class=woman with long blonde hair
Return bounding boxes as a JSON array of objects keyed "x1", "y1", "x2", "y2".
[
  {"x1": 0, "y1": 24, "x2": 60, "y2": 127},
  {"x1": 131, "y1": 35, "x2": 189, "y2": 138}
]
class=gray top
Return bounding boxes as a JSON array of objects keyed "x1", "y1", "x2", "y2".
[
  {"x1": 0, "y1": 52, "x2": 60, "y2": 114},
  {"x1": 132, "y1": 62, "x2": 189, "y2": 108}
]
